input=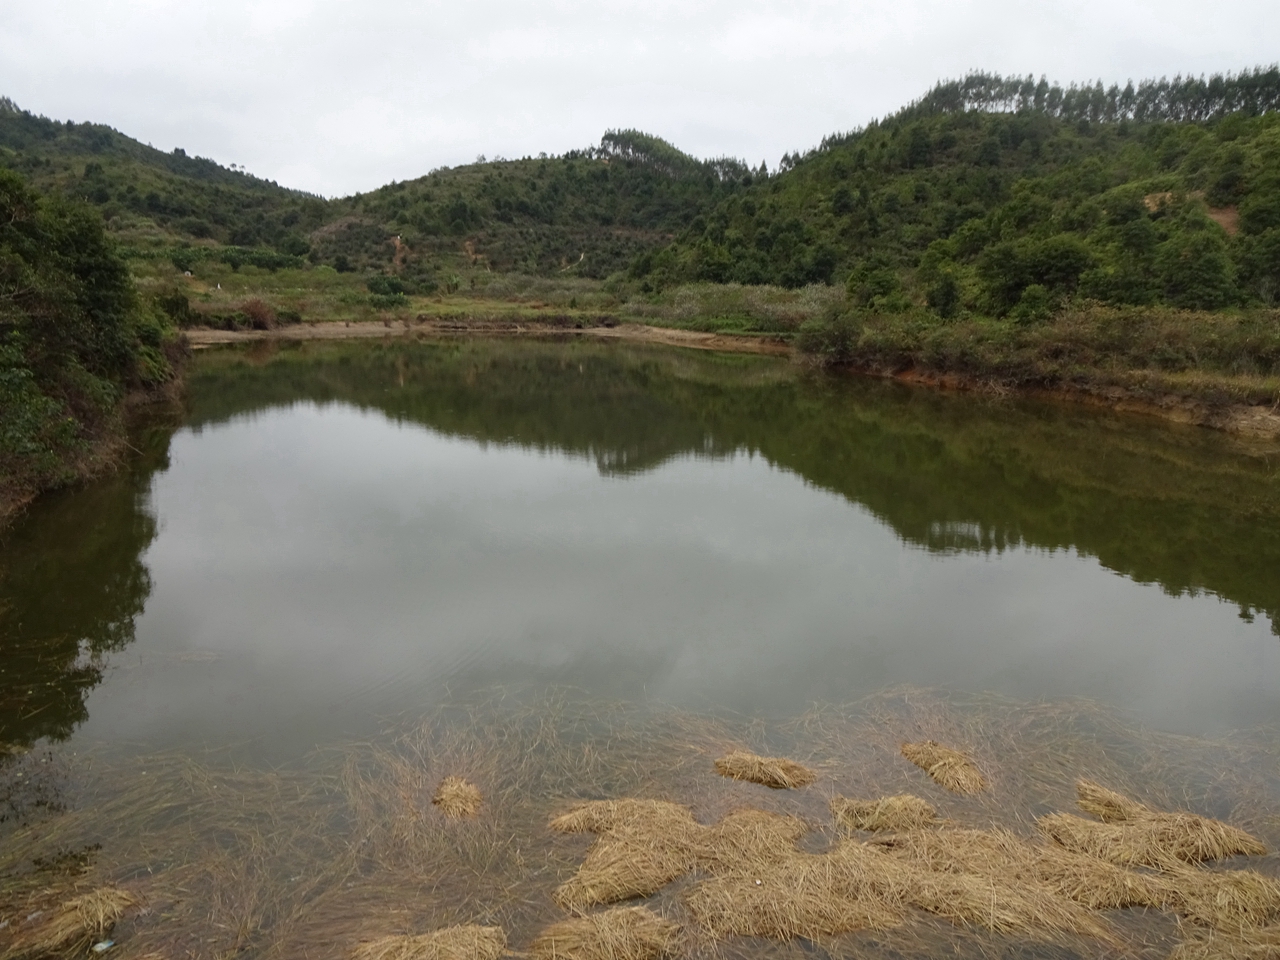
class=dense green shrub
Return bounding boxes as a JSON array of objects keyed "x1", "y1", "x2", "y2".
[{"x1": 0, "y1": 170, "x2": 177, "y2": 507}]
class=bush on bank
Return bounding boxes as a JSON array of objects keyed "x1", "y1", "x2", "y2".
[
  {"x1": 0, "y1": 169, "x2": 181, "y2": 519},
  {"x1": 796, "y1": 302, "x2": 1280, "y2": 404}
]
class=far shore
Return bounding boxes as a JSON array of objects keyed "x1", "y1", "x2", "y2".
[{"x1": 184, "y1": 320, "x2": 1280, "y2": 442}]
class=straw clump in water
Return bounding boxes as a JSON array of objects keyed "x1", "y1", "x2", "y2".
[
  {"x1": 684, "y1": 839, "x2": 904, "y2": 940},
  {"x1": 2, "y1": 887, "x2": 139, "y2": 960},
  {"x1": 1038, "y1": 780, "x2": 1267, "y2": 869},
  {"x1": 350, "y1": 925, "x2": 507, "y2": 960},
  {"x1": 554, "y1": 797, "x2": 1118, "y2": 944},
  {"x1": 713, "y1": 751, "x2": 816, "y2": 789},
  {"x1": 872, "y1": 828, "x2": 1118, "y2": 940},
  {"x1": 530, "y1": 907, "x2": 680, "y2": 960},
  {"x1": 900, "y1": 741, "x2": 987, "y2": 795},
  {"x1": 831, "y1": 795, "x2": 938, "y2": 833},
  {"x1": 550, "y1": 800, "x2": 703, "y2": 910},
  {"x1": 1171, "y1": 924, "x2": 1280, "y2": 960},
  {"x1": 432, "y1": 776, "x2": 484, "y2": 819}
]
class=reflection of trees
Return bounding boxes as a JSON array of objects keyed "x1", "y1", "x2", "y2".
[
  {"x1": 187, "y1": 339, "x2": 1280, "y2": 634},
  {"x1": 0, "y1": 424, "x2": 170, "y2": 748}
]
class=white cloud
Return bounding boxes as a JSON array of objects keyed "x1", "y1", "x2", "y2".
[{"x1": 1, "y1": 0, "x2": 1276, "y2": 196}]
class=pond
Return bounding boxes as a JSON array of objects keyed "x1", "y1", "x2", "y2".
[{"x1": 2, "y1": 337, "x2": 1279, "y2": 959}]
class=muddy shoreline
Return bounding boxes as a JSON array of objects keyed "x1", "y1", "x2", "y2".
[{"x1": 184, "y1": 321, "x2": 1280, "y2": 441}]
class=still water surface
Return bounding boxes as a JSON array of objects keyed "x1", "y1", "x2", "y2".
[{"x1": 2, "y1": 338, "x2": 1278, "y2": 762}]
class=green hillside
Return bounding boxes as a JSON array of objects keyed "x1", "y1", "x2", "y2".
[
  {"x1": 322, "y1": 131, "x2": 752, "y2": 280},
  {"x1": 5, "y1": 68, "x2": 1278, "y2": 309},
  {"x1": 0, "y1": 102, "x2": 745, "y2": 281},
  {"x1": 642, "y1": 69, "x2": 1280, "y2": 316},
  {"x1": 0, "y1": 97, "x2": 325, "y2": 254}
]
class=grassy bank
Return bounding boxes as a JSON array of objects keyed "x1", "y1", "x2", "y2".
[
  {"x1": 139, "y1": 246, "x2": 1279, "y2": 422},
  {"x1": 796, "y1": 302, "x2": 1280, "y2": 407}
]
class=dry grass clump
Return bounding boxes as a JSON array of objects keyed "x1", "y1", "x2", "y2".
[
  {"x1": 530, "y1": 907, "x2": 680, "y2": 960},
  {"x1": 1038, "y1": 780, "x2": 1267, "y2": 869},
  {"x1": 831, "y1": 795, "x2": 937, "y2": 833},
  {"x1": 874, "y1": 828, "x2": 1117, "y2": 939},
  {"x1": 550, "y1": 800, "x2": 703, "y2": 910},
  {"x1": 1171, "y1": 924, "x2": 1280, "y2": 960},
  {"x1": 700, "y1": 808, "x2": 809, "y2": 872},
  {"x1": 713, "y1": 751, "x2": 816, "y2": 790},
  {"x1": 553, "y1": 796, "x2": 1120, "y2": 945},
  {"x1": 350, "y1": 925, "x2": 507, "y2": 960},
  {"x1": 1159, "y1": 865, "x2": 1280, "y2": 928},
  {"x1": 2, "y1": 887, "x2": 139, "y2": 959},
  {"x1": 1075, "y1": 779, "x2": 1151, "y2": 822},
  {"x1": 900, "y1": 741, "x2": 987, "y2": 795},
  {"x1": 432, "y1": 776, "x2": 484, "y2": 819},
  {"x1": 685, "y1": 840, "x2": 903, "y2": 940}
]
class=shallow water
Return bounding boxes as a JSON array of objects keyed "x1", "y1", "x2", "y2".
[
  {"x1": 4, "y1": 337, "x2": 1280, "y2": 958},
  {"x1": 2, "y1": 337, "x2": 1279, "y2": 761}
]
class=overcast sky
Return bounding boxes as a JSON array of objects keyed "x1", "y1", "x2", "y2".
[{"x1": 3, "y1": 0, "x2": 1277, "y2": 198}]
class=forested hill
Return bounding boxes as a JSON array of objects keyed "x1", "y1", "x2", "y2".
[
  {"x1": 308, "y1": 130, "x2": 752, "y2": 279},
  {"x1": 0, "y1": 97, "x2": 326, "y2": 253},
  {"x1": 0, "y1": 101, "x2": 747, "y2": 278},
  {"x1": 640, "y1": 67, "x2": 1280, "y2": 314},
  {"x1": 3, "y1": 66, "x2": 1279, "y2": 306}
]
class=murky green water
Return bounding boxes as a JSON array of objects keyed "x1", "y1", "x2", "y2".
[{"x1": 2, "y1": 337, "x2": 1277, "y2": 759}]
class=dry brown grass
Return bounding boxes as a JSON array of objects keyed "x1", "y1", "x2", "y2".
[
  {"x1": 530, "y1": 907, "x2": 680, "y2": 960},
  {"x1": 1159, "y1": 864, "x2": 1280, "y2": 929},
  {"x1": 1171, "y1": 924, "x2": 1280, "y2": 960},
  {"x1": 712, "y1": 751, "x2": 816, "y2": 789},
  {"x1": 684, "y1": 840, "x2": 904, "y2": 940},
  {"x1": 873, "y1": 828, "x2": 1117, "y2": 939},
  {"x1": 5, "y1": 688, "x2": 1280, "y2": 959},
  {"x1": 432, "y1": 776, "x2": 484, "y2": 819},
  {"x1": 831, "y1": 794, "x2": 937, "y2": 832},
  {"x1": 1038, "y1": 780, "x2": 1267, "y2": 869},
  {"x1": 350, "y1": 925, "x2": 507, "y2": 960},
  {"x1": 1, "y1": 887, "x2": 139, "y2": 960},
  {"x1": 550, "y1": 800, "x2": 702, "y2": 910},
  {"x1": 1075, "y1": 778, "x2": 1150, "y2": 822},
  {"x1": 900, "y1": 741, "x2": 987, "y2": 795}
]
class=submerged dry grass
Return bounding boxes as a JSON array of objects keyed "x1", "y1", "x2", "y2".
[
  {"x1": 1, "y1": 688, "x2": 1278, "y2": 960},
  {"x1": 349, "y1": 924, "x2": 506, "y2": 960},
  {"x1": 1037, "y1": 779, "x2": 1268, "y2": 869},
  {"x1": 900, "y1": 741, "x2": 988, "y2": 795},
  {"x1": 1, "y1": 887, "x2": 139, "y2": 960},
  {"x1": 713, "y1": 751, "x2": 816, "y2": 790},
  {"x1": 831, "y1": 795, "x2": 938, "y2": 833},
  {"x1": 433, "y1": 776, "x2": 484, "y2": 819},
  {"x1": 530, "y1": 907, "x2": 680, "y2": 960}
]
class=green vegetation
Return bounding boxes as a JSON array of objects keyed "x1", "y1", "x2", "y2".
[
  {"x1": 0, "y1": 96, "x2": 325, "y2": 251},
  {"x1": 325, "y1": 130, "x2": 752, "y2": 279},
  {"x1": 2, "y1": 67, "x2": 1279, "y2": 506},
  {"x1": 0, "y1": 168, "x2": 181, "y2": 520},
  {"x1": 643, "y1": 69, "x2": 1280, "y2": 311}
]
